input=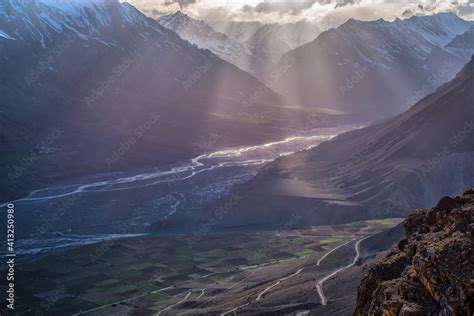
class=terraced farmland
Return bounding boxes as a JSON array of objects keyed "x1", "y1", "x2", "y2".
[{"x1": 1, "y1": 219, "x2": 402, "y2": 315}]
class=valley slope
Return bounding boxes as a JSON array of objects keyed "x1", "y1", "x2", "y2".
[
  {"x1": 177, "y1": 55, "x2": 474, "y2": 233},
  {"x1": 272, "y1": 13, "x2": 473, "y2": 120},
  {"x1": 0, "y1": 0, "x2": 329, "y2": 201}
]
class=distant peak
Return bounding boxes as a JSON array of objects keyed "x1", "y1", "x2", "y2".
[
  {"x1": 340, "y1": 17, "x2": 388, "y2": 30},
  {"x1": 346, "y1": 18, "x2": 358, "y2": 24},
  {"x1": 405, "y1": 11, "x2": 464, "y2": 22},
  {"x1": 172, "y1": 10, "x2": 188, "y2": 18},
  {"x1": 341, "y1": 18, "x2": 361, "y2": 27},
  {"x1": 157, "y1": 10, "x2": 192, "y2": 23}
]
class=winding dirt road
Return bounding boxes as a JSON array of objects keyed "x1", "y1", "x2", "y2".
[
  {"x1": 220, "y1": 238, "x2": 361, "y2": 315},
  {"x1": 157, "y1": 291, "x2": 192, "y2": 316},
  {"x1": 316, "y1": 236, "x2": 369, "y2": 305},
  {"x1": 317, "y1": 239, "x2": 355, "y2": 266},
  {"x1": 256, "y1": 268, "x2": 304, "y2": 301}
]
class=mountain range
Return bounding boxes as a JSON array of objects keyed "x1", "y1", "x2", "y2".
[
  {"x1": 157, "y1": 12, "x2": 322, "y2": 81},
  {"x1": 174, "y1": 55, "x2": 474, "y2": 233},
  {"x1": 272, "y1": 13, "x2": 474, "y2": 120},
  {"x1": 157, "y1": 12, "x2": 474, "y2": 122},
  {"x1": 0, "y1": 2, "x2": 473, "y2": 314},
  {"x1": 0, "y1": 0, "x2": 322, "y2": 201},
  {"x1": 208, "y1": 19, "x2": 263, "y2": 43},
  {"x1": 156, "y1": 11, "x2": 262, "y2": 78},
  {"x1": 244, "y1": 20, "x2": 321, "y2": 75},
  {"x1": 2, "y1": 0, "x2": 473, "y2": 227}
]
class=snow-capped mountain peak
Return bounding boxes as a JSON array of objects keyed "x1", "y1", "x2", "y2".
[
  {"x1": 157, "y1": 11, "x2": 228, "y2": 43},
  {"x1": 0, "y1": 0, "x2": 157, "y2": 48},
  {"x1": 270, "y1": 12, "x2": 474, "y2": 120},
  {"x1": 157, "y1": 11, "x2": 262, "y2": 77},
  {"x1": 403, "y1": 12, "x2": 473, "y2": 46}
]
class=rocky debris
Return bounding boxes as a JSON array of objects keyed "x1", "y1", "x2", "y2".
[{"x1": 354, "y1": 187, "x2": 474, "y2": 316}]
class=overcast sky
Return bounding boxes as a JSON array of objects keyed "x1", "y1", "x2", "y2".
[{"x1": 126, "y1": 0, "x2": 474, "y2": 25}]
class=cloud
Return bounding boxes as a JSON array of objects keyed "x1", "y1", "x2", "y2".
[
  {"x1": 241, "y1": 0, "x2": 362, "y2": 16},
  {"x1": 127, "y1": 0, "x2": 474, "y2": 25},
  {"x1": 151, "y1": 8, "x2": 167, "y2": 15},
  {"x1": 242, "y1": 0, "x2": 317, "y2": 16},
  {"x1": 396, "y1": 0, "x2": 474, "y2": 19},
  {"x1": 162, "y1": 0, "x2": 200, "y2": 8},
  {"x1": 457, "y1": 1, "x2": 474, "y2": 20},
  {"x1": 334, "y1": 0, "x2": 361, "y2": 9},
  {"x1": 124, "y1": 0, "x2": 202, "y2": 17}
]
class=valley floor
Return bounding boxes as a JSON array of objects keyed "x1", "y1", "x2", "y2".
[{"x1": 1, "y1": 219, "x2": 402, "y2": 315}]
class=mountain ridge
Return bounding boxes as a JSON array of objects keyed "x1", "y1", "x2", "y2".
[
  {"x1": 272, "y1": 12, "x2": 473, "y2": 120},
  {"x1": 156, "y1": 10, "x2": 262, "y2": 78},
  {"x1": 0, "y1": 0, "x2": 319, "y2": 202},
  {"x1": 175, "y1": 56, "x2": 474, "y2": 234}
]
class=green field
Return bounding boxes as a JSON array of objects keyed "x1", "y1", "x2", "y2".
[{"x1": 1, "y1": 219, "x2": 402, "y2": 315}]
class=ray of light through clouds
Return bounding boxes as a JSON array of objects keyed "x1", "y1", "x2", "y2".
[{"x1": 125, "y1": 0, "x2": 474, "y2": 24}]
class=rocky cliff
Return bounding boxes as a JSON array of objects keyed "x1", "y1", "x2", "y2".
[{"x1": 354, "y1": 187, "x2": 474, "y2": 315}]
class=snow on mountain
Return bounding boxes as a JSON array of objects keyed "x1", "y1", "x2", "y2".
[
  {"x1": 157, "y1": 11, "x2": 263, "y2": 79},
  {"x1": 157, "y1": 14, "x2": 322, "y2": 82},
  {"x1": 0, "y1": 0, "x2": 287, "y2": 118},
  {"x1": 2, "y1": 0, "x2": 321, "y2": 204},
  {"x1": 333, "y1": 18, "x2": 443, "y2": 66},
  {"x1": 244, "y1": 20, "x2": 321, "y2": 70},
  {"x1": 157, "y1": 11, "x2": 225, "y2": 44},
  {"x1": 270, "y1": 13, "x2": 473, "y2": 120},
  {"x1": 404, "y1": 12, "x2": 473, "y2": 47},
  {"x1": 0, "y1": 29, "x2": 15, "y2": 40},
  {"x1": 247, "y1": 20, "x2": 320, "y2": 51},
  {"x1": 0, "y1": 0, "x2": 158, "y2": 48},
  {"x1": 208, "y1": 20, "x2": 263, "y2": 43}
]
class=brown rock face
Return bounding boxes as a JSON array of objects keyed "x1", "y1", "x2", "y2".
[{"x1": 354, "y1": 187, "x2": 474, "y2": 316}]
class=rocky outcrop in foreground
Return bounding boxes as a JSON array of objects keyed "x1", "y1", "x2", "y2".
[{"x1": 354, "y1": 188, "x2": 474, "y2": 315}]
